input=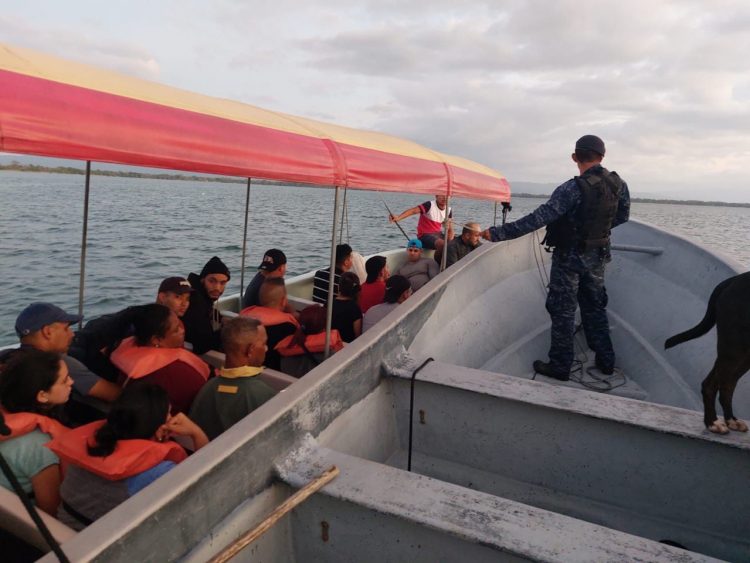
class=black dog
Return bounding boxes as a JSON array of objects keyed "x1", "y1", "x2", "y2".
[{"x1": 665, "y1": 271, "x2": 750, "y2": 434}]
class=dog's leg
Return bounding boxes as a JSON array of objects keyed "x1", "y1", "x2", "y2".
[
  {"x1": 701, "y1": 366, "x2": 727, "y2": 434},
  {"x1": 720, "y1": 356, "x2": 750, "y2": 432}
]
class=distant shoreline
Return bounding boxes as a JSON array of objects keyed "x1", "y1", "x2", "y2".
[{"x1": 2, "y1": 163, "x2": 748, "y2": 208}]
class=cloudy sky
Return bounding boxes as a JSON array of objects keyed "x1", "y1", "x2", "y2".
[{"x1": 2, "y1": 1, "x2": 750, "y2": 202}]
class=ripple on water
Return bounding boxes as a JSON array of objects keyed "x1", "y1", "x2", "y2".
[{"x1": 1, "y1": 172, "x2": 749, "y2": 345}]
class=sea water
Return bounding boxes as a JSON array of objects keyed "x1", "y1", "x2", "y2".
[{"x1": 1, "y1": 171, "x2": 748, "y2": 346}]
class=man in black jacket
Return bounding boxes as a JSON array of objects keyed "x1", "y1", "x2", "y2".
[{"x1": 183, "y1": 256, "x2": 230, "y2": 354}]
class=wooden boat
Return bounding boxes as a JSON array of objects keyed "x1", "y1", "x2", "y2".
[{"x1": 2, "y1": 44, "x2": 747, "y2": 562}]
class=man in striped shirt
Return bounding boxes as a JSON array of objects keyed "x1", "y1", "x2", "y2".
[{"x1": 312, "y1": 244, "x2": 353, "y2": 305}]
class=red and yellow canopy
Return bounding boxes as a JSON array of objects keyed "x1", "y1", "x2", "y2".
[{"x1": 0, "y1": 44, "x2": 510, "y2": 201}]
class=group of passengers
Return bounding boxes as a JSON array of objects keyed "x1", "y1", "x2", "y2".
[{"x1": 0, "y1": 196, "x2": 482, "y2": 532}]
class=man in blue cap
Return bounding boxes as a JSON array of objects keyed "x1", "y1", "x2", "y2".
[
  {"x1": 4, "y1": 302, "x2": 121, "y2": 404},
  {"x1": 394, "y1": 238, "x2": 439, "y2": 292},
  {"x1": 482, "y1": 135, "x2": 630, "y2": 381}
]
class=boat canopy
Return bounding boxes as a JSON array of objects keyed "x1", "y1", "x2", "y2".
[{"x1": 0, "y1": 44, "x2": 510, "y2": 201}]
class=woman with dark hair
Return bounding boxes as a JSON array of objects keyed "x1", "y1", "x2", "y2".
[
  {"x1": 359, "y1": 255, "x2": 389, "y2": 313},
  {"x1": 110, "y1": 304, "x2": 209, "y2": 414},
  {"x1": 332, "y1": 272, "x2": 363, "y2": 342},
  {"x1": 49, "y1": 382, "x2": 208, "y2": 529},
  {"x1": 0, "y1": 350, "x2": 72, "y2": 515}
]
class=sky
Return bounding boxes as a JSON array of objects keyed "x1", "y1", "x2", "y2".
[{"x1": 2, "y1": 1, "x2": 750, "y2": 202}]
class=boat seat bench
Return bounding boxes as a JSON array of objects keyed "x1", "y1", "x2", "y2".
[{"x1": 270, "y1": 440, "x2": 719, "y2": 562}]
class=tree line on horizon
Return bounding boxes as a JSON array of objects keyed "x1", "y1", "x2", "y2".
[{"x1": 1, "y1": 161, "x2": 748, "y2": 208}]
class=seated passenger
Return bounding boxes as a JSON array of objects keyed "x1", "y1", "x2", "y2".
[
  {"x1": 4, "y1": 303, "x2": 121, "y2": 423},
  {"x1": 277, "y1": 305, "x2": 344, "y2": 377},
  {"x1": 363, "y1": 275, "x2": 412, "y2": 333},
  {"x1": 445, "y1": 222, "x2": 482, "y2": 268},
  {"x1": 156, "y1": 276, "x2": 194, "y2": 318},
  {"x1": 242, "y1": 249, "x2": 291, "y2": 311},
  {"x1": 110, "y1": 304, "x2": 209, "y2": 415},
  {"x1": 240, "y1": 278, "x2": 299, "y2": 371},
  {"x1": 394, "y1": 239, "x2": 439, "y2": 291},
  {"x1": 50, "y1": 382, "x2": 208, "y2": 530},
  {"x1": 189, "y1": 318, "x2": 277, "y2": 440},
  {"x1": 359, "y1": 256, "x2": 389, "y2": 314},
  {"x1": 312, "y1": 244, "x2": 353, "y2": 305},
  {"x1": 183, "y1": 256, "x2": 231, "y2": 354},
  {"x1": 332, "y1": 272, "x2": 363, "y2": 343},
  {"x1": 0, "y1": 350, "x2": 72, "y2": 515},
  {"x1": 69, "y1": 277, "x2": 193, "y2": 383}
]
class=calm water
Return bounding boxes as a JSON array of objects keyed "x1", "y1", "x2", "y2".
[{"x1": 1, "y1": 171, "x2": 748, "y2": 346}]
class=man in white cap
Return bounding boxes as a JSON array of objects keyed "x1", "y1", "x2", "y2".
[{"x1": 445, "y1": 222, "x2": 483, "y2": 268}]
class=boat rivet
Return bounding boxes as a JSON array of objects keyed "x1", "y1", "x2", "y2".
[
  {"x1": 419, "y1": 410, "x2": 426, "y2": 424},
  {"x1": 321, "y1": 520, "x2": 329, "y2": 542}
]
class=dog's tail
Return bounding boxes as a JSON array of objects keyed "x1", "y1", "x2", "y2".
[{"x1": 664, "y1": 277, "x2": 732, "y2": 349}]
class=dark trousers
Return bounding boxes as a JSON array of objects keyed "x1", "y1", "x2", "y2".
[{"x1": 545, "y1": 249, "x2": 615, "y2": 374}]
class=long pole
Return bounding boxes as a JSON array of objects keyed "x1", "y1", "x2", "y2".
[
  {"x1": 239, "y1": 178, "x2": 252, "y2": 301},
  {"x1": 339, "y1": 186, "x2": 348, "y2": 243},
  {"x1": 493, "y1": 201, "x2": 498, "y2": 226},
  {"x1": 208, "y1": 466, "x2": 340, "y2": 563},
  {"x1": 439, "y1": 195, "x2": 450, "y2": 272},
  {"x1": 324, "y1": 186, "x2": 342, "y2": 358},
  {"x1": 77, "y1": 161, "x2": 92, "y2": 328}
]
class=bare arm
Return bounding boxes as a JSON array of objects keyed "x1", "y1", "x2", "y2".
[
  {"x1": 31, "y1": 464, "x2": 62, "y2": 516},
  {"x1": 163, "y1": 412, "x2": 210, "y2": 449},
  {"x1": 389, "y1": 206, "x2": 420, "y2": 223},
  {"x1": 87, "y1": 379, "x2": 122, "y2": 402}
]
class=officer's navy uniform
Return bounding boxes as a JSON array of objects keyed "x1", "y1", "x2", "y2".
[{"x1": 488, "y1": 161, "x2": 630, "y2": 378}]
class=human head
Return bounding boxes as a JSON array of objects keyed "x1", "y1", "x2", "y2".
[
  {"x1": 335, "y1": 244, "x2": 353, "y2": 271},
  {"x1": 384, "y1": 275, "x2": 412, "y2": 304},
  {"x1": 88, "y1": 382, "x2": 170, "y2": 457},
  {"x1": 199, "y1": 256, "x2": 230, "y2": 301},
  {"x1": 156, "y1": 277, "x2": 193, "y2": 318},
  {"x1": 258, "y1": 277, "x2": 288, "y2": 310},
  {"x1": 574, "y1": 134, "x2": 605, "y2": 164},
  {"x1": 15, "y1": 302, "x2": 81, "y2": 354},
  {"x1": 221, "y1": 317, "x2": 267, "y2": 368},
  {"x1": 406, "y1": 239, "x2": 423, "y2": 262},
  {"x1": 338, "y1": 272, "x2": 361, "y2": 300},
  {"x1": 0, "y1": 350, "x2": 72, "y2": 413},
  {"x1": 258, "y1": 249, "x2": 287, "y2": 278},
  {"x1": 435, "y1": 195, "x2": 447, "y2": 209},
  {"x1": 461, "y1": 222, "x2": 482, "y2": 247},
  {"x1": 133, "y1": 304, "x2": 185, "y2": 348},
  {"x1": 365, "y1": 255, "x2": 388, "y2": 284}
]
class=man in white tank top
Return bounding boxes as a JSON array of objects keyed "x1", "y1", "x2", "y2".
[{"x1": 389, "y1": 194, "x2": 454, "y2": 252}]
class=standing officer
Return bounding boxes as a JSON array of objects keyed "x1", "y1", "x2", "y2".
[{"x1": 481, "y1": 135, "x2": 630, "y2": 380}]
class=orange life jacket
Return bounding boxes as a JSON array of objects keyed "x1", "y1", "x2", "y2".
[
  {"x1": 0, "y1": 411, "x2": 69, "y2": 442},
  {"x1": 46, "y1": 420, "x2": 187, "y2": 481},
  {"x1": 275, "y1": 330, "x2": 344, "y2": 357},
  {"x1": 240, "y1": 306, "x2": 299, "y2": 328},
  {"x1": 111, "y1": 336, "x2": 210, "y2": 381}
]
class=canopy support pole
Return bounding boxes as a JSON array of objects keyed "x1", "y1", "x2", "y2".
[
  {"x1": 77, "y1": 161, "x2": 92, "y2": 328},
  {"x1": 239, "y1": 178, "x2": 252, "y2": 305},
  {"x1": 439, "y1": 195, "x2": 450, "y2": 272},
  {"x1": 493, "y1": 202, "x2": 498, "y2": 226},
  {"x1": 339, "y1": 186, "x2": 348, "y2": 244},
  {"x1": 324, "y1": 186, "x2": 342, "y2": 359}
]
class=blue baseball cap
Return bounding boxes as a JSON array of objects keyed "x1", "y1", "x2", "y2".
[
  {"x1": 406, "y1": 239, "x2": 423, "y2": 250},
  {"x1": 15, "y1": 302, "x2": 82, "y2": 337}
]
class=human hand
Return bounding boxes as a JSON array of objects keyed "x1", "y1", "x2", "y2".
[
  {"x1": 161, "y1": 412, "x2": 201, "y2": 438},
  {"x1": 481, "y1": 229, "x2": 492, "y2": 241},
  {"x1": 389, "y1": 214, "x2": 396, "y2": 223}
]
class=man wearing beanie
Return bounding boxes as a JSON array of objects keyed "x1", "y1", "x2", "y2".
[
  {"x1": 183, "y1": 256, "x2": 231, "y2": 354},
  {"x1": 482, "y1": 135, "x2": 630, "y2": 382}
]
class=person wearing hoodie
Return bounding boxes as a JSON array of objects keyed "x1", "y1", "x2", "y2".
[{"x1": 182, "y1": 256, "x2": 230, "y2": 354}]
